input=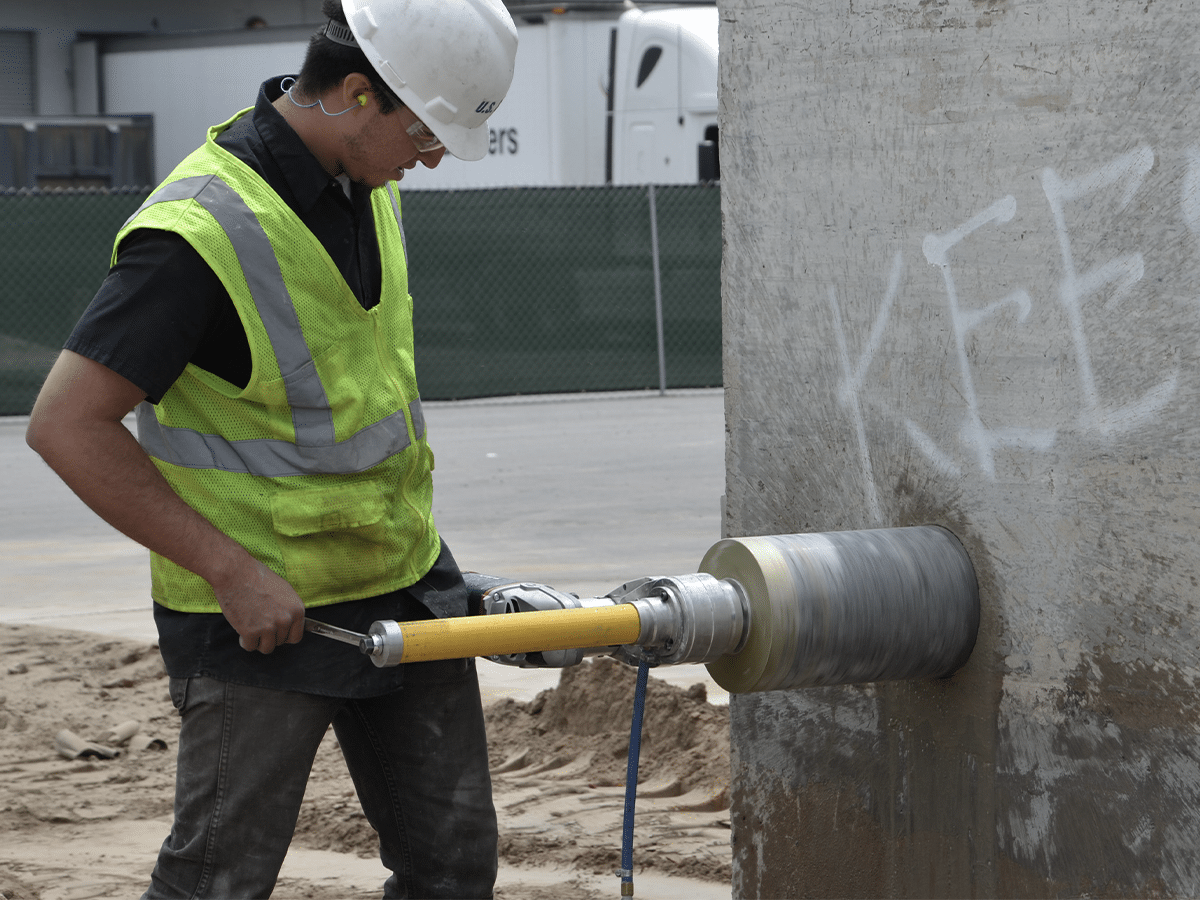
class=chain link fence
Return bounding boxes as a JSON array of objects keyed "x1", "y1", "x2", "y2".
[
  {"x1": 0, "y1": 185, "x2": 721, "y2": 415},
  {"x1": 0, "y1": 188, "x2": 148, "y2": 416}
]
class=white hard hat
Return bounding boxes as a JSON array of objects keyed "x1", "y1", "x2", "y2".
[{"x1": 342, "y1": 0, "x2": 518, "y2": 161}]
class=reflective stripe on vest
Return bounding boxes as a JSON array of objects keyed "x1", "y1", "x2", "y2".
[
  {"x1": 386, "y1": 182, "x2": 407, "y2": 264},
  {"x1": 130, "y1": 173, "x2": 424, "y2": 477},
  {"x1": 137, "y1": 397, "x2": 425, "y2": 477}
]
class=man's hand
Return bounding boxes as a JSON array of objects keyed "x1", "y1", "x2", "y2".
[{"x1": 212, "y1": 557, "x2": 307, "y2": 654}]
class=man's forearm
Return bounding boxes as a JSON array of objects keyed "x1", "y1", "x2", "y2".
[
  {"x1": 32, "y1": 410, "x2": 249, "y2": 585},
  {"x1": 27, "y1": 350, "x2": 305, "y2": 652},
  {"x1": 26, "y1": 352, "x2": 247, "y2": 585}
]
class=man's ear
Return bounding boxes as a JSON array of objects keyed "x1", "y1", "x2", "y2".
[{"x1": 341, "y1": 72, "x2": 374, "y2": 108}]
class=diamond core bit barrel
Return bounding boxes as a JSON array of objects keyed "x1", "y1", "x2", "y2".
[{"x1": 699, "y1": 526, "x2": 979, "y2": 694}]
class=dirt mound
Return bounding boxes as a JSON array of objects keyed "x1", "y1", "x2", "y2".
[{"x1": 485, "y1": 656, "x2": 730, "y2": 794}]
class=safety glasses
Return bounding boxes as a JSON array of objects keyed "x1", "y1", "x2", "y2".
[
  {"x1": 372, "y1": 84, "x2": 445, "y2": 154},
  {"x1": 406, "y1": 118, "x2": 444, "y2": 154}
]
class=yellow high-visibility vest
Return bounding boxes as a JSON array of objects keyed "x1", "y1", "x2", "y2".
[{"x1": 118, "y1": 111, "x2": 441, "y2": 613}]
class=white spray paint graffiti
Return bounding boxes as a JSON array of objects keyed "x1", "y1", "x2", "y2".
[
  {"x1": 1181, "y1": 144, "x2": 1200, "y2": 236},
  {"x1": 1043, "y1": 145, "x2": 1178, "y2": 436},
  {"x1": 828, "y1": 251, "x2": 903, "y2": 523},
  {"x1": 923, "y1": 196, "x2": 1049, "y2": 480},
  {"x1": 832, "y1": 144, "x2": 1183, "y2": 489}
]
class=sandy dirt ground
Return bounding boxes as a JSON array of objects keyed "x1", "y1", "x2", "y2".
[{"x1": 0, "y1": 624, "x2": 732, "y2": 900}]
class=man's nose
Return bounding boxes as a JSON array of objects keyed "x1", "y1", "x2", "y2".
[{"x1": 420, "y1": 147, "x2": 447, "y2": 169}]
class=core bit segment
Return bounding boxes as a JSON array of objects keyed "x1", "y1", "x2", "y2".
[{"x1": 700, "y1": 526, "x2": 979, "y2": 694}]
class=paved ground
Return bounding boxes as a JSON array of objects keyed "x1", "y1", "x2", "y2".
[{"x1": 0, "y1": 388, "x2": 729, "y2": 704}]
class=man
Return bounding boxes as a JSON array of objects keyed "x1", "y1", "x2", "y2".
[{"x1": 25, "y1": 1, "x2": 518, "y2": 896}]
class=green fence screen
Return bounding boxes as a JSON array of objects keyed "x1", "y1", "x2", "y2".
[
  {"x1": 0, "y1": 185, "x2": 721, "y2": 415},
  {"x1": 0, "y1": 190, "x2": 148, "y2": 416}
]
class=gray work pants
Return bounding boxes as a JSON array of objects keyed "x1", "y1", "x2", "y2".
[{"x1": 141, "y1": 658, "x2": 497, "y2": 899}]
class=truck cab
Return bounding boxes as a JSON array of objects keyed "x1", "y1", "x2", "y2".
[{"x1": 610, "y1": 6, "x2": 719, "y2": 186}]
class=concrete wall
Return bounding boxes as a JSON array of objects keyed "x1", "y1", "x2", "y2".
[{"x1": 720, "y1": 1, "x2": 1200, "y2": 896}]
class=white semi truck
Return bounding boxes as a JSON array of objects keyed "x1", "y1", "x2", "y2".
[{"x1": 98, "y1": 3, "x2": 718, "y2": 189}]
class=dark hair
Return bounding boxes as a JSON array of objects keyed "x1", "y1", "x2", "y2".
[{"x1": 294, "y1": 0, "x2": 400, "y2": 114}]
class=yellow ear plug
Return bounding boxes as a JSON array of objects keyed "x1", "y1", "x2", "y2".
[{"x1": 358, "y1": 95, "x2": 368, "y2": 106}]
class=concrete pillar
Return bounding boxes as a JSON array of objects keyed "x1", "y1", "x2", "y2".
[{"x1": 720, "y1": 1, "x2": 1200, "y2": 895}]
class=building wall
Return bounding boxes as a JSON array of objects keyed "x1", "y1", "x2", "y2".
[
  {"x1": 3, "y1": 1, "x2": 324, "y2": 115},
  {"x1": 720, "y1": 1, "x2": 1200, "y2": 896}
]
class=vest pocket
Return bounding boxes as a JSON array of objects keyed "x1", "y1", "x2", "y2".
[{"x1": 270, "y1": 482, "x2": 391, "y2": 603}]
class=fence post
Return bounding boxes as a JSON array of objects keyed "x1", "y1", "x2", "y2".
[{"x1": 648, "y1": 184, "x2": 666, "y2": 395}]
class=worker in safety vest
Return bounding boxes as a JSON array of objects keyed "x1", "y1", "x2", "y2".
[{"x1": 25, "y1": 1, "x2": 518, "y2": 896}]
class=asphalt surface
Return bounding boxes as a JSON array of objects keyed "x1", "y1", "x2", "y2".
[{"x1": 0, "y1": 389, "x2": 729, "y2": 704}]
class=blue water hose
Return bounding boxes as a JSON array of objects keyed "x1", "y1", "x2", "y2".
[{"x1": 620, "y1": 659, "x2": 651, "y2": 897}]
